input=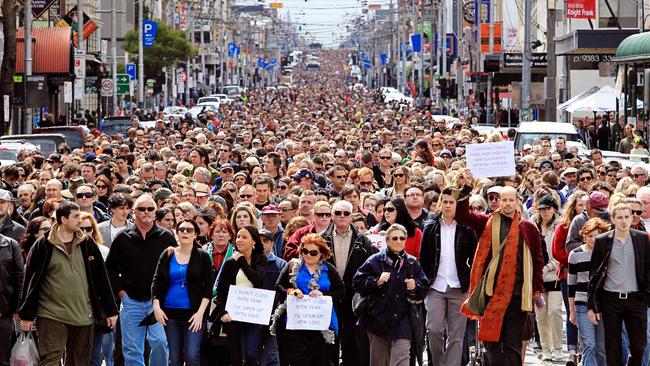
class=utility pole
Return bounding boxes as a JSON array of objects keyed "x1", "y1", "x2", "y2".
[
  {"x1": 138, "y1": 0, "x2": 144, "y2": 106},
  {"x1": 520, "y1": 0, "x2": 532, "y2": 121},
  {"x1": 185, "y1": 1, "x2": 191, "y2": 106},
  {"x1": 486, "y1": 0, "x2": 495, "y2": 124},
  {"x1": 77, "y1": 0, "x2": 85, "y2": 116},
  {"x1": 545, "y1": 0, "x2": 557, "y2": 121},
  {"x1": 429, "y1": 0, "x2": 435, "y2": 102},
  {"x1": 98, "y1": 0, "x2": 124, "y2": 116},
  {"x1": 24, "y1": 0, "x2": 32, "y2": 133}
]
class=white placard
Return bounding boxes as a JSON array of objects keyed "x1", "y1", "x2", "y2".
[
  {"x1": 286, "y1": 295, "x2": 332, "y2": 331},
  {"x1": 63, "y1": 81, "x2": 72, "y2": 103},
  {"x1": 3, "y1": 95, "x2": 9, "y2": 121},
  {"x1": 367, "y1": 234, "x2": 386, "y2": 251},
  {"x1": 225, "y1": 285, "x2": 275, "y2": 325},
  {"x1": 466, "y1": 141, "x2": 516, "y2": 178},
  {"x1": 74, "y1": 79, "x2": 84, "y2": 100}
]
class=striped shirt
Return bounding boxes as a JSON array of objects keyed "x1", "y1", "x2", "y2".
[{"x1": 568, "y1": 245, "x2": 592, "y2": 305}]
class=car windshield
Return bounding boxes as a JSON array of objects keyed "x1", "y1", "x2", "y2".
[
  {"x1": 101, "y1": 119, "x2": 132, "y2": 137},
  {"x1": 223, "y1": 87, "x2": 239, "y2": 96},
  {"x1": 0, "y1": 149, "x2": 18, "y2": 161},
  {"x1": 515, "y1": 133, "x2": 578, "y2": 151}
]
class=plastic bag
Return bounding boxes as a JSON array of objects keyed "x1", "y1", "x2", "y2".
[{"x1": 10, "y1": 332, "x2": 39, "y2": 366}]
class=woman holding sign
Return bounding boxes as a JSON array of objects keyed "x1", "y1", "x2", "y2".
[
  {"x1": 271, "y1": 233, "x2": 344, "y2": 366},
  {"x1": 151, "y1": 219, "x2": 213, "y2": 366},
  {"x1": 212, "y1": 225, "x2": 268, "y2": 365},
  {"x1": 352, "y1": 224, "x2": 430, "y2": 366}
]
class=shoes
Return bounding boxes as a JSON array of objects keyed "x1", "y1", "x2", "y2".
[
  {"x1": 541, "y1": 351, "x2": 553, "y2": 361},
  {"x1": 565, "y1": 353, "x2": 579, "y2": 366},
  {"x1": 552, "y1": 349, "x2": 565, "y2": 361}
]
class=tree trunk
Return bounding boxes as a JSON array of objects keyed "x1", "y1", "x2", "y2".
[{"x1": 0, "y1": 0, "x2": 16, "y2": 136}]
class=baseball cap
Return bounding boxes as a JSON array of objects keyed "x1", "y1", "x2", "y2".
[
  {"x1": 562, "y1": 167, "x2": 578, "y2": 176},
  {"x1": 537, "y1": 195, "x2": 559, "y2": 210},
  {"x1": 262, "y1": 205, "x2": 281, "y2": 214},
  {"x1": 487, "y1": 186, "x2": 502, "y2": 195},
  {"x1": 193, "y1": 183, "x2": 210, "y2": 197},
  {"x1": 539, "y1": 159, "x2": 553, "y2": 170},
  {"x1": 291, "y1": 168, "x2": 314, "y2": 181},
  {"x1": 440, "y1": 149, "x2": 453, "y2": 158},
  {"x1": 588, "y1": 191, "x2": 609, "y2": 213},
  {"x1": 523, "y1": 144, "x2": 532, "y2": 151},
  {"x1": 153, "y1": 188, "x2": 174, "y2": 201},
  {"x1": 85, "y1": 152, "x2": 97, "y2": 163},
  {"x1": 0, "y1": 189, "x2": 13, "y2": 202},
  {"x1": 46, "y1": 153, "x2": 61, "y2": 163},
  {"x1": 259, "y1": 229, "x2": 274, "y2": 240}
]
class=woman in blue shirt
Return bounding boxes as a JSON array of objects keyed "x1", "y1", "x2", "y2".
[
  {"x1": 271, "y1": 233, "x2": 345, "y2": 366},
  {"x1": 151, "y1": 219, "x2": 213, "y2": 366}
]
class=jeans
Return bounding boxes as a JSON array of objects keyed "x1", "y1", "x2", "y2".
[
  {"x1": 260, "y1": 333, "x2": 280, "y2": 366},
  {"x1": 165, "y1": 318, "x2": 204, "y2": 366},
  {"x1": 120, "y1": 294, "x2": 168, "y2": 366},
  {"x1": 225, "y1": 321, "x2": 261, "y2": 365},
  {"x1": 642, "y1": 307, "x2": 650, "y2": 365},
  {"x1": 560, "y1": 280, "x2": 578, "y2": 351},
  {"x1": 575, "y1": 304, "x2": 606, "y2": 366},
  {"x1": 90, "y1": 329, "x2": 114, "y2": 366}
]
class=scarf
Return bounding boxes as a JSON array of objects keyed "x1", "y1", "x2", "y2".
[
  {"x1": 269, "y1": 258, "x2": 336, "y2": 344},
  {"x1": 460, "y1": 210, "x2": 533, "y2": 342}
]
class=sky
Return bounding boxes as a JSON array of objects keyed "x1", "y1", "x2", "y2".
[{"x1": 235, "y1": 0, "x2": 373, "y2": 47}]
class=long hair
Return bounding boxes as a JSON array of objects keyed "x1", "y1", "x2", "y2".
[
  {"x1": 79, "y1": 211, "x2": 103, "y2": 245},
  {"x1": 20, "y1": 216, "x2": 49, "y2": 258},
  {"x1": 176, "y1": 219, "x2": 203, "y2": 249},
  {"x1": 561, "y1": 190, "x2": 587, "y2": 226},
  {"x1": 237, "y1": 225, "x2": 264, "y2": 257},
  {"x1": 380, "y1": 197, "x2": 417, "y2": 237}
]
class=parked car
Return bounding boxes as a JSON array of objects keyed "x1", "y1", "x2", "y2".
[
  {"x1": 99, "y1": 116, "x2": 133, "y2": 137},
  {"x1": 0, "y1": 133, "x2": 67, "y2": 156},
  {"x1": 33, "y1": 126, "x2": 87, "y2": 150},
  {"x1": 513, "y1": 122, "x2": 581, "y2": 152},
  {"x1": 163, "y1": 106, "x2": 188, "y2": 120},
  {"x1": 208, "y1": 94, "x2": 235, "y2": 104},
  {"x1": 222, "y1": 85, "x2": 243, "y2": 97},
  {"x1": 188, "y1": 104, "x2": 218, "y2": 120},
  {"x1": 0, "y1": 141, "x2": 40, "y2": 166}
]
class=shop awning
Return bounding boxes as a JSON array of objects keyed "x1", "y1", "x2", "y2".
[
  {"x1": 16, "y1": 27, "x2": 72, "y2": 74},
  {"x1": 614, "y1": 31, "x2": 650, "y2": 63}
]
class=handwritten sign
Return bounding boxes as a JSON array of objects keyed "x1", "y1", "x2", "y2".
[
  {"x1": 286, "y1": 295, "x2": 333, "y2": 331},
  {"x1": 367, "y1": 234, "x2": 387, "y2": 251},
  {"x1": 466, "y1": 141, "x2": 516, "y2": 178},
  {"x1": 225, "y1": 286, "x2": 275, "y2": 325}
]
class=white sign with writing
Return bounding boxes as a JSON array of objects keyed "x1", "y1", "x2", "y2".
[
  {"x1": 225, "y1": 286, "x2": 275, "y2": 325},
  {"x1": 466, "y1": 141, "x2": 516, "y2": 178},
  {"x1": 367, "y1": 234, "x2": 387, "y2": 251},
  {"x1": 286, "y1": 295, "x2": 332, "y2": 331}
]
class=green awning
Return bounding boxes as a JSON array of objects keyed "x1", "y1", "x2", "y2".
[{"x1": 614, "y1": 31, "x2": 650, "y2": 63}]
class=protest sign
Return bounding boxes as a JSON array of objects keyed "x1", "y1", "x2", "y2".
[
  {"x1": 367, "y1": 234, "x2": 387, "y2": 251},
  {"x1": 466, "y1": 141, "x2": 516, "y2": 178},
  {"x1": 225, "y1": 286, "x2": 275, "y2": 325},
  {"x1": 286, "y1": 295, "x2": 333, "y2": 331}
]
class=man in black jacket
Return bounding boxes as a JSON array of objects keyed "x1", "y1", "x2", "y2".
[
  {"x1": 588, "y1": 203, "x2": 650, "y2": 366},
  {"x1": 106, "y1": 194, "x2": 175, "y2": 366},
  {"x1": 420, "y1": 188, "x2": 477, "y2": 366},
  {"x1": 0, "y1": 234, "x2": 23, "y2": 366},
  {"x1": 18, "y1": 201, "x2": 117, "y2": 366}
]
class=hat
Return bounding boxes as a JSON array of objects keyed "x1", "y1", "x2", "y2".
[
  {"x1": 291, "y1": 168, "x2": 314, "y2": 181},
  {"x1": 588, "y1": 191, "x2": 609, "y2": 213},
  {"x1": 96, "y1": 154, "x2": 110, "y2": 163},
  {"x1": 174, "y1": 141, "x2": 183, "y2": 148},
  {"x1": 85, "y1": 152, "x2": 97, "y2": 163},
  {"x1": 219, "y1": 163, "x2": 236, "y2": 171},
  {"x1": 440, "y1": 149, "x2": 453, "y2": 158},
  {"x1": 193, "y1": 183, "x2": 210, "y2": 197},
  {"x1": 0, "y1": 189, "x2": 13, "y2": 202},
  {"x1": 537, "y1": 195, "x2": 559, "y2": 210},
  {"x1": 61, "y1": 177, "x2": 85, "y2": 199},
  {"x1": 523, "y1": 144, "x2": 532, "y2": 151},
  {"x1": 153, "y1": 188, "x2": 173, "y2": 201},
  {"x1": 539, "y1": 159, "x2": 553, "y2": 170},
  {"x1": 487, "y1": 186, "x2": 502, "y2": 195},
  {"x1": 259, "y1": 229, "x2": 274, "y2": 240},
  {"x1": 562, "y1": 167, "x2": 578, "y2": 176},
  {"x1": 262, "y1": 205, "x2": 281, "y2": 214},
  {"x1": 46, "y1": 153, "x2": 61, "y2": 163}
]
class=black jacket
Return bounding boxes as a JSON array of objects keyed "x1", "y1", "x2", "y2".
[
  {"x1": 0, "y1": 216, "x2": 25, "y2": 243},
  {"x1": 420, "y1": 214, "x2": 478, "y2": 293},
  {"x1": 151, "y1": 247, "x2": 213, "y2": 313},
  {"x1": 106, "y1": 224, "x2": 176, "y2": 301},
  {"x1": 0, "y1": 235, "x2": 24, "y2": 316},
  {"x1": 588, "y1": 229, "x2": 650, "y2": 312},
  {"x1": 18, "y1": 233, "x2": 118, "y2": 321},
  {"x1": 211, "y1": 253, "x2": 268, "y2": 320}
]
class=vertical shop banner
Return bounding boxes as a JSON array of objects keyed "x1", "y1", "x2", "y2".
[
  {"x1": 566, "y1": 0, "x2": 596, "y2": 18},
  {"x1": 480, "y1": 23, "x2": 502, "y2": 53}
]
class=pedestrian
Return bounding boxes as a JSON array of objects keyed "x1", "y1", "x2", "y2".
[
  {"x1": 0, "y1": 229, "x2": 23, "y2": 366},
  {"x1": 372, "y1": 197, "x2": 423, "y2": 259}
]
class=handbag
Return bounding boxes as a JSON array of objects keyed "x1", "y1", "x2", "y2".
[
  {"x1": 465, "y1": 234, "x2": 508, "y2": 316},
  {"x1": 587, "y1": 246, "x2": 612, "y2": 314},
  {"x1": 352, "y1": 261, "x2": 387, "y2": 318}
]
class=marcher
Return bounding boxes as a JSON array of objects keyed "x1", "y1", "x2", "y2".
[{"x1": 0, "y1": 229, "x2": 23, "y2": 366}]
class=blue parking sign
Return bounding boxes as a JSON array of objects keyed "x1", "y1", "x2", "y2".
[
  {"x1": 126, "y1": 64, "x2": 136, "y2": 80},
  {"x1": 143, "y1": 20, "x2": 158, "y2": 47}
]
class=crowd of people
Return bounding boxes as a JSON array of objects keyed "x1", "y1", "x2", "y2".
[{"x1": 1, "y1": 49, "x2": 650, "y2": 366}]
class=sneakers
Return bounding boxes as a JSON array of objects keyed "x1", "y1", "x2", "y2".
[
  {"x1": 540, "y1": 351, "x2": 553, "y2": 361},
  {"x1": 565, "y1": 353, "x2": 579, "y2": 366}
]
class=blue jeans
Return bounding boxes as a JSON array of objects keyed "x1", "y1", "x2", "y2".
[
  {"x1": 225, "y1": 322, "x2": 261, "y2": 365},
  {"x1": 576, "y1": 304, "x2": 606, "y2": 366},
  {"x1": 260, "y1": 333, "x2": 280, "y2": 366},
  {"x1": 561, "y1": 281, "x2": 578, "y2": 351},
  {"x1": 90, "y1": 329, "x2": 114, "y2": 366},
  {"x1": 165, "y1": 317, "x2": 204, "y2": 366},
  {"x1": 120, "y1": 294, "x2": 168, "y2": 366},
  {"x1": 642, "y1": 307, "x2": 650, "y2": 366}
]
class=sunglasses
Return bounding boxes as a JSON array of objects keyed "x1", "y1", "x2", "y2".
[
  {"x1": 76, "y1": 192, "x2": 94, "y2": 199},
  {"x1": 80, "y1": 226, "x2": 94, "y2": 233},
  {"x1": 278, "y1": 185, "x2": 288, "y2": 190},
  {"x1": 135, "y1": 206, "x2": 156, "y2": 212},
  {"x1": 315, "y1": 212, "x2": 331, "y2": 218},
  {"x1": 380, "y1": 156, "x2": 392, "y2": 160},
  {"x1": 301, "y1": 248, "x2": 320, "y2": 257},
  {"x1": 393, "y1": 173, "x2": 405, "y2": 178},
  {"x1": 579, "y1": 176, "x2": 593, "y2": 182},
  {"x1": 384, "y1": 207, "x2": 396, "y2": 213},
  {"x1": 359, "y1": 181, "x2": 373, "y2": 186},
  {"x1": 471, "y1": 205, "x2": 485, "y2": 211},
  {"x1": 333, "y1": 210, "x2": 351, "y2": 217},
  {"x1": 96, "y1": 185, "x2": 108, "y2": 189},
  {"x1": 632, "y1": 210, "x2": 643, "y2": 216},
  {"x1": 178, "y1": 227, "x2": 195, "y2": 233},
  {"x1": 240, "y1": 194, "x2": 254, "y2": 198},
  {"x1": 389, "y1": 236, "x2": 406, "y2": 241},
  {"x1": 488, "y1": 195, "x2": 499, "y2": 201},
  {"x1": 634, "y1": 174, "x2": 646, "y2": 178},
  {"x1": 335, "y1": 175, "x2": 346, "y2": 179}
]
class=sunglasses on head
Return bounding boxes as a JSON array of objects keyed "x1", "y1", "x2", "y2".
[
  {"x1": 136, "y1": 206, "x2": 156, "y2": 212},
  {"x1": 301, "y1": 248, "x2": 320, "y2": 257}
]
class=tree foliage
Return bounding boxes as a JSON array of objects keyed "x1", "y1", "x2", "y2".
[{"x1": 122, "y1": 20, "x2": 196, "y2": 80}]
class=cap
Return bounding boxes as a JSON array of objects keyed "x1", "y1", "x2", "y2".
[
  {"x1": 61, "y1": 177, "x2": 85, "y2": 199},
  {"x1": 487, "y1": 186, "x2": 502, "y2": 195},
  {"x1": 440, "y1": 149, "x2": 453, "y2": 158},
  {"x1": 46, "y1": 153, "x2": 61, "y2": 163},
  {"x1": 523, "y1": 144, "x2": 532, "y2": 151},
  {"x1": 537, "y1": 195, "x2": 559, "y2": 210},
  {"x1": 588, "y1": 191, "x2": 609, "y2": 213},
  {"x1": 259, "y1": 229, "x2": 274, "y2": 240},
  {"x1": 539, "y1": 159, "x2": 553, "y2": 170},
  {"x1": 562, "y1": 167, "x2": 578, "y2": 176},
  {"x1": 193, "y1": 183, "x2": 210, "y2": 197},
  {"x1": 85, "y1": 152, "x2": 97, "y2": 163},
  {"x1": 262, "y1": 205, "x2": 281, "y2": 214},
  {"x1": 96, "y1": 154, "x2": 111, "y2": 163},
  {"x1": 0, "y1": 189, "x2": 13, "y2": 202},
  {"x1": 219, "y1": 163, "x2": 236, "y2": 171},
  {"x1": 153, "y1": 188, "x2": 174, "y2": 201},
  {"x1": 291, "y1": 168, "x2": 314, "y2": 181}
]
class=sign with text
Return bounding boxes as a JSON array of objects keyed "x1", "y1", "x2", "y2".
[
  {"x1": 367, "y1": 234, "x2": 387, "y2": 251},
  {"x1": 567, "y1": 0, "x2": 596, "y2": 19},
  {"x1": 466, "y1": 141, "x2": 516, "y2": 178},
  {"x1": 480, "y1": 23, "x2": 502, "y2": 53},
  {"x1": 503, "y1": 53, "x2": 548, "y2": 69},
  {"x1": 225, "y1": 286, "x2": 275, "y2": 325},
  {"x1": 286, "y1": 296, "x2": 333, "y2": 331},
  {"x1": 143, "y1": 20, "x2": 158, "y2": 47},
  {"x1": 29, "y1": 0, "x2": 58, "y2": 19},
  {"x1": 568, "y1": 54, "x2": 614, "y2": 70}
]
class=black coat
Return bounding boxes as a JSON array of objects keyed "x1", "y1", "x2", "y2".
[
  {"x1": 151, "y1": 247, "x2": 213, "y2": 313},
  {"x1": 0, "y1": 235, "x2": 24, "y2": 316},
  {"x1": 588, "y1": 229, "x2": 650, "y2": 312},
  {"x1": 212, "y1": 253, "x2": 268, "y2": 320},
  {"x1": 19, "y1": 234, "x2": 118, "y2": 321},
  {"x1": 420, "y1": 215, "x2": 478, "y2": 293}
]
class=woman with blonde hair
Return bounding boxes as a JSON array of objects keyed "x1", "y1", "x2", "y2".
[
  {"x1": 230, "y1": 204, "x2": 259, "y2": 233},
  {"x1": 615, "y1": 176, "x2": 634, "y2": 194},
  {"x1": 381, "y1": 166, "x2": 411, "y2": 198}
]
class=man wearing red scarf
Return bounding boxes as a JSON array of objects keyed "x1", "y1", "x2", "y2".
[{"x1": 455, "y1": 185, "x2": 545, "y2": 366}]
